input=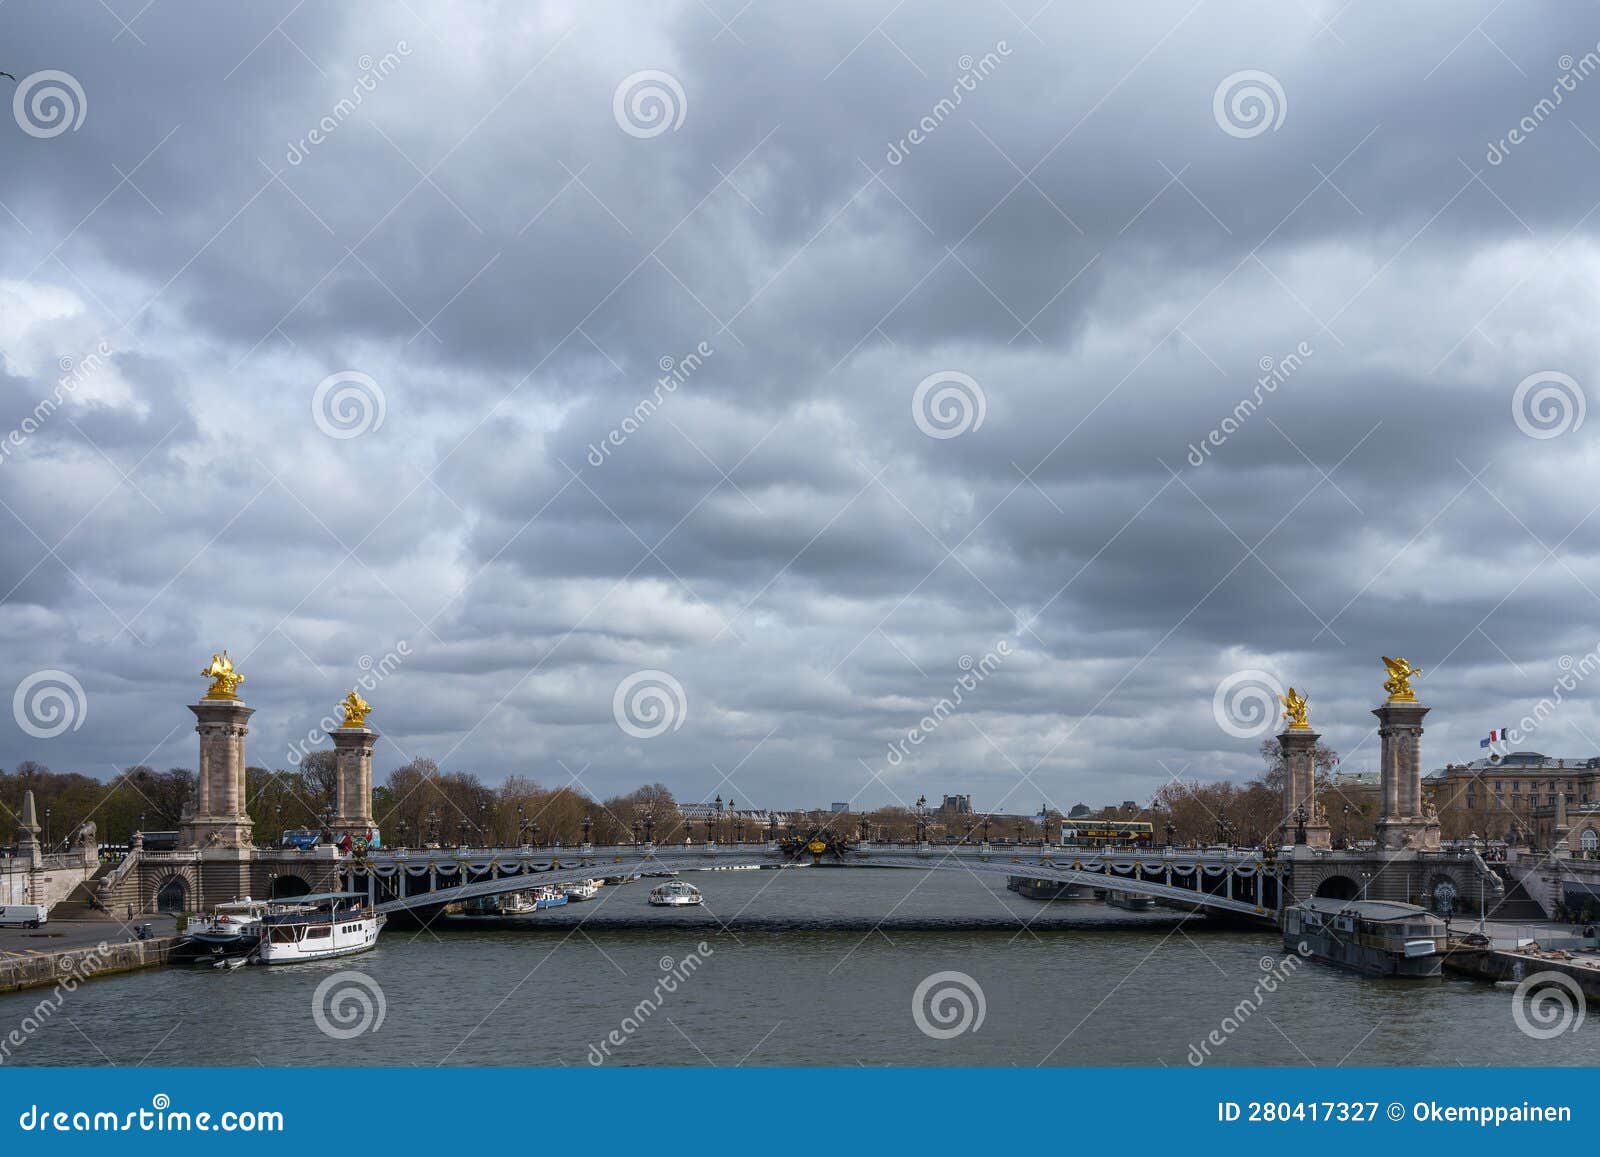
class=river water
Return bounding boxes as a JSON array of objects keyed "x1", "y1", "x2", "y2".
[{"x1": 3, "y1": 868, "x2": 1595, "y2": 1067}]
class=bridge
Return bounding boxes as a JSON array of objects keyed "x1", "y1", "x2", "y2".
[
  {"x1": 345, "y1": 841, "x2": 1288, "y2": 925},
  {"x1": 25, "y1": 655, "x2": 1517, "y2": 929}
]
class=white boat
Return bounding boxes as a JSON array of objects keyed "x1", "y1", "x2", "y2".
[
  {"x1": 648, "y1": 880, "x2": 703, "y2": 907},
  {"x1": 256, "y1": 892, "x2": 384, "y2": 965},
  {"x1": 533, "y1": 885, "x2": 569, "y2": 910},
  {"x1": 562, "y1": 879, "x2": 601, "y2": 901},
  {"x1": 498, "y1": 891, "x2": 537, "y2": 915}
]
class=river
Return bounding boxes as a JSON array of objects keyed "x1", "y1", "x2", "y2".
[{"x1": 2, "y1": 868, "x2": 1594, "y2": 1066}]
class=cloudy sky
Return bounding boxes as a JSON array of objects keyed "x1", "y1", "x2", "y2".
[{"x1": 3, "y1": 1, "x2": 1600, "y2": 817}]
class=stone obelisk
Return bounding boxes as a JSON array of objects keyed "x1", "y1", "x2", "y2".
[
  {"x1": 1373, "y1": 656, "x2": 1440, "y2": 852},
  {"x1": 330, "y1": 690, "x2": 378, "y2": 842}
]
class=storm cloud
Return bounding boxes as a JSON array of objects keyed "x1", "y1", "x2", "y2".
[{"x1": 4, "y1": 0, "x2": 1600, "y2": 817}]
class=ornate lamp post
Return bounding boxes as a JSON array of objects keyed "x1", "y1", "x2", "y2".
[
  {"x1": 529, "y1": 821, "x2": 541, "y2": 849},
  {"x1": 734, "y1": 815, "x2": 745, "y2": 844},
  {"x1": 1015, "y1": 820, "x2": 1024, "y2": 845},
  {"x1": 581, "y1": 814, "x2": 593, "y2": 846},
  {"x1": 768, "y1": 814, "x2": 778, "y2": 843},
  {"x1": 643, "y1": 810, "x2": 656, "y2": 846},
  {"x1": 962, "y1": 818, "x2": 975, "y2": 845},
  {"x1": 398, "y1": 819, "x2": 409, "y2": 849},
  {"x1": 1215, "y1": 805, "x2": 1229, "y2": 847},
  {"x1": 1293, "y1": 804, "x2": 1309, "y2": 846},
  {"x1": 981, "y1": 815, "x2": 991, "y2": 845},
  {"x1": 1341, "y1": 803, "x2": 1354, "y2": 849},
  {"x1": 516, "y1": 802, "x2": 526, "y2": 847},
  {"x1": 915, "y1": 795, "x2": 928, "y2": 844},
  {"x1": 1164, "y1": 821, "x2": 1176, "y2": 849},
  {"x1": 426, "y1": 808, "x2": 438, "y2": 847},
  {"x1": 712, "y1": 794, "x2": 723, "y2": 844},
  {"x1": 457, "y1": 819, "x2": 467, "y2": 849}
]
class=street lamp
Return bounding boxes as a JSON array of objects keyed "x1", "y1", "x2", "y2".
[
  {"x1": 643, "y1": 811, "x2": 656, "y2": 845},
  {"x1": 981, "y1": 815, "x2": 991, "y2": 845},
  {"x1": 915, "y1": 795, "x2": 927, "y2": 844},
  {"x1": 457, "y1": 819, "x2": 467, "y2": 849},
  {"x1": 517, "y1": 802, "x2": 526, "y2": 848},
  {"x1": 398, "y1": 819, "x2": 409, "y2": 849},
  {"x1": 712, "y1": 794, "x2": 723, "y2": 844},
  {"x1": 582, "y1": 814, "x2": 593, "y2": 845},
  {"x1": 1165, "y1": 821, "x2": 1176, "y2": 849},
  {"x1": 1293, "y1": 804, "x2": 1309, "y2": 846}
]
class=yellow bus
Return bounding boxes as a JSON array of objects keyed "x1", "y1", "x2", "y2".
[{"x1": 1059, "y1": 820, "x2": 1154, "y2": 848}]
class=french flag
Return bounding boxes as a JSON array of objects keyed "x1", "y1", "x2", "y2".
[{"x1": 1480, "y1": 728, "x2": 1510, "y2": 748}]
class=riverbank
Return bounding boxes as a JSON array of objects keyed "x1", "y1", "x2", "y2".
[{"x1": 0, "y1": 917, "x2": 181, "y2": 995}]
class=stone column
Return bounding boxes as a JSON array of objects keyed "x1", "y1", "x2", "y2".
[
  {"x1": 1278, "y1": 726, "x2": 1331, "y2": 849},
  {"x1": 1373, "y1": 698, "x2": 1438, "y2": 851},
  {"x1": 181, "y1": 699, "x2": 255, "y2": 849},
  {"x1": 330, "y1": 725, "x2": 377, "y2": 840}
]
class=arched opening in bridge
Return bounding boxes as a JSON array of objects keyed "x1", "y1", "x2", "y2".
[
  {"x1": 154, "y1": 877, "x2": 187, "y2": 913},
  {"x1": 1313, "y1": 874, "x2": 1359, "y2": 900},
  {"x1": 269, "y1": 874, "x2": 312, "y2": 899}
]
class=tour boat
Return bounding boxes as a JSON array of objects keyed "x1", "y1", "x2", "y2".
[
  {"x1": 1105, "y1": 889, "x2": 1158, "y2": 912},
  {"x1": 256, "y1": 892, "x2": 384, "y2": 965},
  {"x1": 562, "y1": 879, "x2": 601, "y2": 901},
  {"x1": 1283, "y1": 897, "x2": 1447, "y2": 978},
  {"x1": 533, "y1": 885, "x2": 569, "y2": 910},
  {"x1": 648, "y1": 880, "x2": 703, "y2": 907},
  {"x1": 184, "y1": 898, "x2": 269, "y2": 960}
]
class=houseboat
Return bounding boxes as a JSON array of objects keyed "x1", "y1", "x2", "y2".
[
  {"x1": 563, "y1": 879, "x2": 601, "y2": 902},
  {"x1": 1282, "y1": 897, "x2": 1447, "y2": 977},
  {"x1": 1105, "y1": 889, "x2": 1157, "y2": 911},
  {"x1": 1006, "y1": 876, "x2": 1091, "y2": 901},
  {"x1": 648, "y1": 880, "x2": 703, "y2": 907},
  {"x1": 256, "y1": 892, "x2": 383, "y2": 965}
]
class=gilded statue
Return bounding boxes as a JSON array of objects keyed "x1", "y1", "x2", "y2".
[
  {"x1": 1381, "y1": 656, "x2": 1422, "y2": 702},
  {"x1": 339, "y1": 688, "x2": 373, "y2": 728},
  {"x1": 1281, "y1": 687, "x2": 1311, "y2": 731},
  {"x1": 201, "y1": 651, "x2": 245, "y2": 700}
]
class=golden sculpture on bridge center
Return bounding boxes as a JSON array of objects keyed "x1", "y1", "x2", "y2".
[
  {"x1": 200, "y1": 651, "x2": 245, "y2": 700},
  {"x1": 338, "y1": 688, "x2": 373, "y2": 728},
  {"x1": 1381, "y1": 656, "x2": 1422, "y2": 703},
  {"x1": 1281, "y1": 687, "x2": 1310, "y2": 731}
]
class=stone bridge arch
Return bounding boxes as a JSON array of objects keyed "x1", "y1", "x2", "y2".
[{"x1": 147, "y1": 867, "x2": 197, "y2": 914}]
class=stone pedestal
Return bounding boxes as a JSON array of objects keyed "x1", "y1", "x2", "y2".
[
  {"x1": 1373, "y1": 699, "x2": 1440, "y2": 852},
  {"x1": 181, "y1": 699, "x2": 255, "y2": 849},
  {"x1": 330, "y1": 725, "x2": 377, "y2": 840},
  {"x1": 1278, "y1": 726, "x2": 1332, "y2": 848}
]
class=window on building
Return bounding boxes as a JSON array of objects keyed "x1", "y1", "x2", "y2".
[{"x1": 1581, "y1": 829, "x2": 1599, "y2": 852}]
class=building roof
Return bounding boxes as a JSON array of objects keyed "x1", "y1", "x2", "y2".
[{"x1": 1297, "y1": 896, "x2": 1442, "y2": 922}]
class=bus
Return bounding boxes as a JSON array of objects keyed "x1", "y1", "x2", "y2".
[{"x1": 1059, "y1": 820, "x2": 1153, "y2": 849}]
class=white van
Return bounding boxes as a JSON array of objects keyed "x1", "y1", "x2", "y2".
[{"x1": 0, "y1": 904, "x2": 48, "y2": 928}]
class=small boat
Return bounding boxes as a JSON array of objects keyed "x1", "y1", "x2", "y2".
[
  {"x1": 649, "y1": 880, "x2": 703, "y2": 907},
  {"x1": 181, "y1": 898, "x2": 269, "y2": 962},
  {"x1": 562, "y1": 879, "x2": 601, "y2": 901},
  {"x1": 533, "y1": 885, "x2": 569, "y2": 910},
  {"x1": 256, "y1": 892, "x2": 384, "y2": 965},
  {"x1": 498, "y1": 891, "x2": 537, "y2": 915},
  {"x1": 1105, "y1": 890, "x2": 1157, "y2": 912},
  {"x1": 1283, "y1": 897, "x2": 1446, "y2": 978}
]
